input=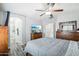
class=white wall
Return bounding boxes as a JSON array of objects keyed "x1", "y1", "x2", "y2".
[
  {"x1": 0, "y1": 11, "x2": 7, "y2": 25},
  {"x1": 0, "y1": 12, "x2": 3, "y2": 25}
]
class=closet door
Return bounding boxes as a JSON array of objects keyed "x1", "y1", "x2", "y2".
[
  {"x1": 9, "y1": 16, "x2": 23, "y2": 45},
  {"x1": 15, "y1": 18, "x2": 23, "y2": 44},
  {"x1": 9, "y1": 18, "x2": 15, "y2": 51},
  {"x1": 9, "y1": 13, "x2": 26, "y2": 55},
  {"x1": 9, "y1": 16, "x2": 23, "y2": 55},
  {"x1": 9, "y1": 13, "x2": 26, "y2": 53}
]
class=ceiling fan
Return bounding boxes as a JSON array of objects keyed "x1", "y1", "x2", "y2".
[{"x1": 35, "y1": 3, "x2": 63, "y2": 18}]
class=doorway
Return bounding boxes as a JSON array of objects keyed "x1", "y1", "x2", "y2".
[
  {"x1": 9, "y1": 13, "x2": 26, "y2": 55},
  {"x1": 44, "y1": 23, "x2": 55, "y2": 38}
]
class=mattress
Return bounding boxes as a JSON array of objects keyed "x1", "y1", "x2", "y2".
[{"x1": 24, "y1": 38, "x2": 79, "y2": 56}]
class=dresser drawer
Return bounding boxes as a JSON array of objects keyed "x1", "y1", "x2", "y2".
[
  {"x1": 56, "y1": 31, "x2": 79, "y2": 41},
  {"x1": 31, "y1": 33, "x2": 42, "y2": 40}
]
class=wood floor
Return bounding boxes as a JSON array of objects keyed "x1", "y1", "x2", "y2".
[
  {"x1": 9, "y1": 44, "x2": 26, "y2": 56},
  {"x1": 0, "y1": 44, "x2": 26, "y2": 56}
]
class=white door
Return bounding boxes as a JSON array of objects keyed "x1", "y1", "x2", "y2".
[
  {"x1": 9, "y1": 17, "x2": 23, "y2": 47},
  {"x1": 9, "y1": 17, "x2": 15, "y2": 49},
  {"x1": 15, "y1": 17, "x2": 23, "y2": 44},
  {"x1": 45, "y1": 23, "x2": 54, "y2": 38}
]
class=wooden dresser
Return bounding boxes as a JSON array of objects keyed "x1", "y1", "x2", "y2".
[
  {"x1": 56, "y1": 31, "x2": 79, "y2": 41},
  {"x1": 31, "y1": 33, "x2": 42, "y2": 40},
  {"x1": 0, "y1": 26, "x2": 9, "y2": 55}
]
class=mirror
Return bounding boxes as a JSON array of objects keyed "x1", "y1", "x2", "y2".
[
  {"x1": 59, "y1": 21, "x2": 77, "y2": 32},
  {"x1": 63, "y1": 25, "x2": 73, "y2": 31}
]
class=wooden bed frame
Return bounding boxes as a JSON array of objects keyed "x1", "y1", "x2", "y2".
[{"x1": 26, "y1": 52, "x2": 32, "y2": 56}]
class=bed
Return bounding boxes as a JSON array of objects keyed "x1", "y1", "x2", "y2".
[
  {"x1": 24, "y1": 38, "x2": 79, "y2": 56},
  {"x1": 24, "y1": 21, "x2": 79, "y2": 56}
]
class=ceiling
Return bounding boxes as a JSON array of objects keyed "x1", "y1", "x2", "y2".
[
  {"x1": 0, "y1": 3, "x2": 79, "y2": 20},
  {"x1": 0, "y1": 3, "x2": 44, "y2": 19}
]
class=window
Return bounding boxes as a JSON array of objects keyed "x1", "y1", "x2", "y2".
[{"x1": 32, "y1": 24, "x2": 42, "y2": 33}]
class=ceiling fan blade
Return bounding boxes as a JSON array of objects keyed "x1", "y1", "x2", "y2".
[
  {"x1": 35, "y1": 10, "x2": 45, "y2": 11},
  {"x1": 53, "y1": 9, "x2": 63, "y2": 12},
  {"x1": 36, "y1": 6, "x2": 49, "y2": 12},
  {"x1": 40, "y1": 13, "x2": 45, "y2": 16}
]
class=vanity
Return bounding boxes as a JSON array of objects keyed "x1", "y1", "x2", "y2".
[
  {"x1": 56, "y1": 21, "x2": 79, "y2": 41},
  {"x1": 56, "y1": 31, "x2": 79, "y2": 41}
]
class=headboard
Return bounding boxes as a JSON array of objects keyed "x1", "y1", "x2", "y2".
[{"x1": 56, "y1": 21, "x2": 79, "y2": 41}]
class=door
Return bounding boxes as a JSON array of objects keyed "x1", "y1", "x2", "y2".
[
  {"x1": 9, "y1": 16, "x2": 23, "y2": 45},
  {"x1": 45, "y1": 23, "x2": 54, "y2": 38},
  {"x1": 9, "y1": 13, "x2": 26, "y2": 55},
  {"x1": 9, "y1": 16, "x2": 23, "y2": 55},
  {"x1": 14, "y1": 17, "x2": 22, "y2": 44}
]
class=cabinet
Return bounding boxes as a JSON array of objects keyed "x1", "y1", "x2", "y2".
[
  {"x1": 56, "y1": 31, "x2": 79, "y2": 41},
  {"x1": 0, "y1": 26, "x2": 9, "y2": 55},
  {"x1": 31, "y1": 33, "x2": 42, "y2": 40}
]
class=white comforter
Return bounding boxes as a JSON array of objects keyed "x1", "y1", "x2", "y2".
[{"x1": 24, "y1": 38, "x2": 79, "y2": 56}]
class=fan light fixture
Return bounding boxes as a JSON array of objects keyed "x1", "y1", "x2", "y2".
[
  {"x1": 36, "y1": 3, "x2": 63, "y2": 17},
  {"x1": 45, "y1": 12, "x2": 51, "y2": 15}
]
